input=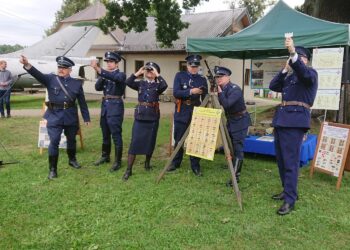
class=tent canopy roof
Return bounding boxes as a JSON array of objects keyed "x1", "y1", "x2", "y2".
[{"x1": 187, "y1": 0, "x2": 350, "y2": 59}]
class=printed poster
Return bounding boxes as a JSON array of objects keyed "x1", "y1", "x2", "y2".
[
  {"x1": 312, "y1": 48, "x2": 344, "y2": 110},
  {"x1": 314, "y1": 123, "x2": 349, "y2": 177},
  {"x1": 185, "y1": 107, "x2": 222, "y2": 160},
  {"x1": 38, "y1": 120, "x2": 67, "y2": 149}
]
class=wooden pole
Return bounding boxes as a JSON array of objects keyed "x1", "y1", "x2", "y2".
[
  {"x1": 157, "y1": 95, "x2": 210, "y2": 183},
  {"x1": 157, "y1": 93, "x2": 243, "y2": 209}
]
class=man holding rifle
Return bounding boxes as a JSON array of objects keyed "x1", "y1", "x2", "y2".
[
  {"x1": 168, "y1": 55, "x2": 208, "y2": 176},
  {"x1": 216, "y1": 66, "x2": 251, "y2": 185}
]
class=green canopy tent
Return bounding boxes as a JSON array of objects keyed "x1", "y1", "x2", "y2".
[
  {"x1": 187, "y1": 0, "x2": 350, "y2": 121},
  {"x1": 187, "y1": 0, "x2": 350, "y2": 59}
]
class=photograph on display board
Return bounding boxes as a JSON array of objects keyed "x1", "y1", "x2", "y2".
[{"x1": 250, "y1": 58, "x2": 286, "y2": 89}]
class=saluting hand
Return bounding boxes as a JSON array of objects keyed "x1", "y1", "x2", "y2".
[
  {"x1": 90, "y1": 60, "x2": 101, "y2": 74},
  {"x1": 151, "y1": 66, "x2": 160, "y2": 77},
  {"x1": 19, "y1": 55, "x2": 30, "y2": 67},
  {"x1": 285, "y1": 37, "x2": 295, "y2": 54},
  {"x1": 134, "y1": 66, "x2": 145, "y2": 77},
  {"x1": 90, "y1": 60, "x2": 98, "y2": 69}
]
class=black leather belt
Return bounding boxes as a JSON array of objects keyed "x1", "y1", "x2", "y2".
[
  {"x1": 102, "y1": 95, "x2": 122, "y2": 100},
  {"x1": 182, "y1": 99, "x2": 200, "y2": 106},
  {"x1": 180, "y1": 99, "x2": 192, "y2": 105},
  {"x1": 139, "y1": 102, "x2": 159, "y2": 108},
  {"x1": 45, "y1": 102, "x2": 75, "y2": 110},
  {"x1": 226, "y1": 109, "x2": 247, "y2": 119},
  {"x1": 280, "y1": 101, "x2": 311, "y2": 109}
]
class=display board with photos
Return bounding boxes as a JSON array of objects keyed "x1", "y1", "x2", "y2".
[
  {"x1": 310, "y1": 122, "x2": 350, "y2": 189},
  {"x1": 250, "y1": 58, "x2": 287, "y2": 89}
]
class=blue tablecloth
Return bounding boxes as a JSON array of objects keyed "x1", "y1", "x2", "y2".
[{"x1": 243, "y1": 134, "x2": 318, "y2": 167}]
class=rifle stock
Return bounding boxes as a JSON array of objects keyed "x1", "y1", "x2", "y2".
[{"x1": 204, "y1": 60, "x2": 217, "y2": 92}]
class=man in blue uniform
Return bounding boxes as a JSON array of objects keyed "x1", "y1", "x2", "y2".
[
  {"x1": 216, "y1": 66, "x2": 251, "y2": 185},
  {"x1": 269, "y1": 37, "x2": 318, "y2": 215},
  {"x1": 91, "y1": 51, "x2": 126, "y2": 172},
  {"x1": 168, "y1": 54, "x2": 208, "y2": 176},
  {"x1": 20, "y1": 55, "x2": 91, "y2": 179}
]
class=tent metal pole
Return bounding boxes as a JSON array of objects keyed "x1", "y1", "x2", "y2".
[
  {"x1": 242, "y1": 56, "x2": 245, "y2": 97},
  {"x1": 343, "y1": 45, "x2": 349, "y2": 123}
]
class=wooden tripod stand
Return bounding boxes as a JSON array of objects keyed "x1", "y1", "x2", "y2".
[{"x1": 157, "y1": 93, "x2": 242, "y2": 210}]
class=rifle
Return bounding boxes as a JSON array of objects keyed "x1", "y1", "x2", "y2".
[{"x1": 204, "y1": 60, "x2": 217, "y2": 92}]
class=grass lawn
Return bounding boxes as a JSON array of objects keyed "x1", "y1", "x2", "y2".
[
  {"x1": 0, "y1": 115, "x2": 349, "y2": 249},
  {"x1": 9, "y1": 94, "x2": 136, "y2": 109}
]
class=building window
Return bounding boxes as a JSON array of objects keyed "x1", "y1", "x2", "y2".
[
  {"x1": 135, "y1": 60, "x2": 144, "y2": 78},
  {"x1": 179, "y1": 61, "x2": 187, "y2": 71}
]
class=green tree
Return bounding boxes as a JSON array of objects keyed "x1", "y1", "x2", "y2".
[
  {"x1": 298, "y1": 0, "x2": 350, "y2": 23},
  {"x1": 0, "y1": 44, "x2": 24, "y2": 54},
  {"x1": 45, "y1": 0, "x2": 93, "y2": 36},
  {"x1": 98, "y1": 0, "x2": 208, "y2": 47},
  {"x1": 228, "y1": 0, "x2": 276, "y2": 23}
]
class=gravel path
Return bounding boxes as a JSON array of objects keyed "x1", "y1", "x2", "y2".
[{"x1": 8, "y1": 95, "x2": 279, "y2": 118}]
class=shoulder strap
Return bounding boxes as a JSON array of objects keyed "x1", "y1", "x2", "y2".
[{"x1": 56, "y1": 76, "x2": 74, "y2": 102}]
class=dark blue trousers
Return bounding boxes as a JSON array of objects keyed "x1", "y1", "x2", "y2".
[
  {"x1": 274, "y1": 127, "x2": 305, "y2": 205},
  {"x1": 47, "y1": 125, "x2": 79, "y2": 156},
  {"x1": 100, "y1": 115, "x2": 123, "y2": 147},
  {"x1": 172, "y1": 121, "x2": 200, "y2": 170},
  {"x1": 0, "y1": 89, "x2": 11, "y2": 116},
  {"x1": 228, "y1": 128, "x2": 248, "y2": 160}
]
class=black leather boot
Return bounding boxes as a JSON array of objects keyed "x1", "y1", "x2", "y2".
[
  {"x1": 110, "y1": 146, "x2": 123, "y2": 172},
  {"x1": 191, "y1": 166, "x2": 202, "y2": 176},
  {"x1": 67, "y1": 149, "x2": 81, "y2": 169},
  {"x1": 226, "y1": 158, "x2": 243, "y2": 186},
  {"x1": 144, "y1": 155, "x2": 152, "y2": 171},
  {"x1": 94, "y1": 144, "x2": 111, "y2": 166},
  {"x1": 235, "y1": 159, "x2": 243, "y2": 183},
  {"x1": 122, "y1": 154, "x2": 135, "y2": 181},
  {"x1": 48, "y1": 155, "x2": 58, "y2": 179},
  {"x1": 167, "y1": 163, "x2": 178, "y2": 172}
]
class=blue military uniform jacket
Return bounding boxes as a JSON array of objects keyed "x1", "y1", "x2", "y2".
[
  {"x1": 25, "y1": 66, "x2": 90, "y2": 126},
  {"x1": 218, "y1": 82, "x2": 251, "y2": 132},
  {"x1": 269, "y1": 58, "x2": 318, "y2": 129},
  {"x1": 95, "y1": 68, "x2": 126, "y2": 117},
  {"x1": 126, "y1": 74, "x2": 168, "y2": 121},
  {"x1": 173, "y1": 71, "x2": 208, "y2": 123}
]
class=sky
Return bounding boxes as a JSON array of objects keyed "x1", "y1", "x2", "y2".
[{"x1": 0, "y1": 0, "x2": 305, "y2": 46}]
